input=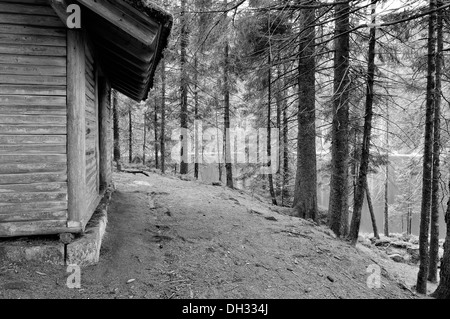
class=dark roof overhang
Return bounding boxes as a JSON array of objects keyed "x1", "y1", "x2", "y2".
[{"x1": 51, "y1": 0, "x2": 172, "y2": 101}]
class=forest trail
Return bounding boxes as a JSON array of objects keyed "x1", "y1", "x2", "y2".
[{"x1": 0, "y1": 172, "x2": 421, "y2": 299}]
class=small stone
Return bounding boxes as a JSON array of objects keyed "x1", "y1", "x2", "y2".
[
  {"x1": 110, "y1": 288, "x2": 119, "y2": 294},
  {"x1": 59, "y1": 233, "x2": 75, "y2": 244},
  {"x1": 127, "y1": 279, "x2": 136, "y2": 284},
  {"x1": 389, "y1": 254, "x2": 404, "y2": 263}
]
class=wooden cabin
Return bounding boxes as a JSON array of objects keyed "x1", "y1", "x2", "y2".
[{"x1": 0, "y1": 0, "x2": 172, "y2": 237}]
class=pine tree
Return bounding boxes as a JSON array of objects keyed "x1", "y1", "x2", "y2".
[
  {"x1": 180, "y1": 0, "x2": 190, "y2": 175},
  {"x1": 416, "y1": 0, "x2": 437, "y2": 295},
  {"x1": 328, "y1": 1, "x2": 351, "y2": 237},
  {"x1": 293, "y1": 0, "x2": 317, "y2": 220},
  {"x1": 349, "y1": 0, "x2": 377, "y2": 245},
  {"x1": 428, "y1": 0, "x2": 443, "y2": 283}
]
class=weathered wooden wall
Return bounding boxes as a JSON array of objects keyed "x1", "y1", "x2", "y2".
[
  {"x1": 83, "y1": 38, "x2": 101, "y2": 225},
  {"x1": 99, "y1": 79, "x2": 113, "y2": 189},
  {"x1": 105, "y1": 88, "x2": 112, "y2": 185},
  {"x1": 0, "y1": 0, "x2": 69, "y2": 236}
]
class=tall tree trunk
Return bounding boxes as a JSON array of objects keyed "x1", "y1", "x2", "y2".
[
  {"x1": 276, "y1": 62, "x2": 282, "y2": 197},
  {"x1": 160, "y1": 59, "x2": 166, "y2": 174},
  {"x1": 282, "y1": 79, "x2": 289, "y2": 207},
  {"x1": 128, "y1": 106, "x2": 133, "y2": 163},
  {"x1": 180, "y1": 0, "x2": 189, "y2": 175},
  {"x1": 113, "y1": 90, "x2": 121, "y2": 163},
  {"x1": 428, "y1": 0, "x2": 443, "y2": 284},
  {"x1": 384, "y1": 103, "x2": 390, "y2": 237},
  {"x1": 351, "y1": 131, "x2": 358, "y2": 209},
  {"x1": 407, "y1": 183, "x2": 412, "y2": 236},
  {"x1": 365, "y1": 177, "x2": 380, "y2": 239},
  {"x1": 267, "y1": 52, "x2": 277, "y2": 206},
  {"x1": 417, "y1": 0, "x2": 437, "y2": 295},
  {"x1": 328, "y1": 1, "x2": 350, "y2": 237},
  {"x1": 154, "y1": 98, "x2": 159, "y2": 170},
  {"x1": 293, "y1": 2, "x2": 317, "y2": 219},
  {"x1": 349, "y1": 1, "x2": 377, "y2": 245},
  {"x1": 215, "y1": 95, "x2": 223, "y2": 182},
  {"x1": 194, "y1": 55, "x2": 200, "y2": 179},
  {"x1": 223, "y1": 35, "x2": 233, "y2": 189}
]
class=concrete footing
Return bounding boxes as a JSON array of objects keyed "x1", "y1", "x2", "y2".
[{"x1": 66, "y1": 207, "x2": 108, "y2": 267}]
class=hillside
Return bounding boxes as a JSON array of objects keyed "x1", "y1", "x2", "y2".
[{"x1": 0, "y1": 172, "x2": 420, "y2": 299}]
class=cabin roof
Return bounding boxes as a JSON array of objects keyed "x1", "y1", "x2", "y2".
[{"x1": 74, "y1": 0, "x2": 172, "y2": 101}]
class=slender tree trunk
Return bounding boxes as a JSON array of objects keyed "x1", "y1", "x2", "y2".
[
  {"x1": 282, "y1": 81, "x2": 289, "y2": 207},
  {"x1": 128, "y1": 106, "x2": 133, "y2": 163},
  {"x1": 194, "y1": 55, "x2": 200, "y2": 179},
  {"x1": 407, "y1": 185, "x2": 412, "y2": 235},
  {"x1": 384, "y1": 104, "x2": 390, "y2": 237},
  {"x1": 215, "y1": 95, "x2": 223, "y2": 182},
  {"x1": 113, "y1": 90, "x2": 121, "y2": 163},
  {"x1": 293, "y1": 2, "x2": 317, "y2": 219},
  {"x1": 432, "y1": 182, "x2": 450, "y2": 298},
  {"x1": 349, "y1": 1, "x2": 377, "y2": 245},
  {"x1": 365, "y1": 177, "x2": 380, "y2": 239},
  {"x1": 408, "y1": 208, "x2": 412, "y2": 236},
  {"x1": 160, "y1": 59, "x2": 166, "y2": 174},
  {"x1": 180, "y1": 0, "x2": 189, "y2": 175},
  {"x1": 276, "y1": 63, "x2": 282, "y2": 197},
  {"x1": 154, "y1": 98, "x2": 159, "y2": 170},
  {"x1": 328, "y1": 1, "x2": 350, "y2": 237},
  {"x1": 351, "y1": 131, "x2": 358, "y2": 209},
  {"x1": 428, "y1": 0, "x2": 443, "y2": 283},
  {"x1": 417, "y1": 0, "x2": 437, "y2": 295},
  {"x1": 223, "y1": 36, "x2": 233, "y2": 189},
  {"x1": 143, "y1": 113, "x2": 147, "y2": 165},
  {"x1": 267, "y1": 46, "x2": 277, "y2": 205}
]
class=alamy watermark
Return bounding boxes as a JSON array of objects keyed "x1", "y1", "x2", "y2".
[
  {"x1": 170, "y1": 121, "x2": 280, "y2": 175},
  {"x1": 65, "y1": 4, "x2": 82, "y2": 29},
  {"x1": 66, "y1": 264, "x2": 81, "y2": 289}
]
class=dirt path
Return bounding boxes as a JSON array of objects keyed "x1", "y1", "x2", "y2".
[{"x1": 0, "y1": 172, "x2": 420, "y2": 299}]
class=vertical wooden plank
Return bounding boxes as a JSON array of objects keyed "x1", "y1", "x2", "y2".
[
  {"x1": 67, "y1": 30, "x2": 86, "y2": 227},
  {"x1": 95, "y1": 67, "x2": 100, "y2": 193},
  {"x1": 98, "y1": 76, "x2": 111, "y2": 190}
]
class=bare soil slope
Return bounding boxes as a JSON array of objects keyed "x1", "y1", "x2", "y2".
[{"x1": 0, "y1": 172, "x2": 419, "y2": 299}]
